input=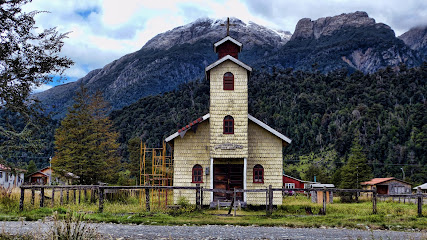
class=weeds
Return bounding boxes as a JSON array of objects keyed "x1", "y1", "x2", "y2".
[
  {"x1": 49, "y1": 212, "x2": 100, "y2": 240},
  {"x1": 0, "y1": 187, "x2": 18, "y2": 213}
]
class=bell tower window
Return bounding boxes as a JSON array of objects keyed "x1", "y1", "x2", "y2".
[
  {"x1": 223, "y1": 115, "x2": 234, "y2": 134},
  {"x1": 223, "y1": 72, "x2": 234, "y2": 90}
]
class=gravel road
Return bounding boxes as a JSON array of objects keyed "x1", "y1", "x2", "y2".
[{"x1": 1, "y1": 221, "x2": 425, "y2": 240}]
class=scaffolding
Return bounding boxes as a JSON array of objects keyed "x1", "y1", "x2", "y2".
[{"x1": 139, "y1": 141, "x2": 173, "y2": 207}]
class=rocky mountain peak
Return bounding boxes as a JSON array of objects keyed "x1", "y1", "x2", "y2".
[
  {"x1": 143, "y1": 17, "x2": 291, "y2": 50},
  {"x1": 291, "y1": 11, "x2": 380, "y2": 40},
  {"x1": 399, "y1": 25, "x2": 427, "y2": 57}
]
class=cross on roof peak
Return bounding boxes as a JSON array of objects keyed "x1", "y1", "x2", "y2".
[{"x1": 221, "y1": 17, "x2": 236, "y2": 36}]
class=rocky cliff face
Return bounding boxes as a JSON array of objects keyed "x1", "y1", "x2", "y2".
[
  {"x1": 284, "y1": 12, "x2": 421, "y2": 73},
  {"x1": 291, "y1": 11, "x2": 377, "y2": 40},
  {"x1": 399, "y1": 26, "x2": 427, "y2": 58}
]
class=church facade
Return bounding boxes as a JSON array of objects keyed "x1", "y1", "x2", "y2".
[{"x1": 165, "y1": 34, "x2": 291, "y2": 206}]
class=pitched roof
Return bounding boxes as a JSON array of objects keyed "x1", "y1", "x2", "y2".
[
  {"x1": 165, "y1": 114, "x2": 292, "y2": 145},
  {"x1": 283, "y1": 174, "x2": 316, "y2": 184},
  {"x1": 413, "y1": 183, "x2": 427, "y2": 190},
  {"x1": 205, "y1": 55, "x2": 252, "y2": 72},
  {"x1": 165, "y1": 113, "x2": 210, "y2": 142},
  {"x1": 0, "y1": 164, "x2": 26, "y2": 172},
  {"x1": 213, "y1": 36, "x2": 242, "y2": 53},
  {"x1": 361, "y1": 177, "x2": 395, "y2": 185}
]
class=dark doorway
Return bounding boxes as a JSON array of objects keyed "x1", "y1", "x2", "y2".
[
  {"x1": 213, "y1": 164, "x2": 243, "y2": 202},
  {"x1": 377, "y1": 185, "x2": 388, "y2": 194}
]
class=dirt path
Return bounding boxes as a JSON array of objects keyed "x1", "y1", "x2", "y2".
[{"x1": 1, "y1": 221, "x2": 425, "y2": 239}]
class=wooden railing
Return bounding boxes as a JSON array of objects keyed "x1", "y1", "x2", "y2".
[{"x1": 19, "y1": 185, "x2": 425, "y2": 217}]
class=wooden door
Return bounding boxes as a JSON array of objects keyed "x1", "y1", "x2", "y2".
[{"x1": 213, "y1": 164, "x2": 243, "y2": 201}]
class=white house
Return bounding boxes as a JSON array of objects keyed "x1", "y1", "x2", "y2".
[{"x1": 0, "y1": 164, "x2": 25, "y2": 189}]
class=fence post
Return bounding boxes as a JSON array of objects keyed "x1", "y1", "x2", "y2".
[
  {"x1": 200, "y1": 187, "x2": 203, "y2": 208},
  {"x1": 145, "y1": 188, "x2": 150, "y2": 211},
  {"x1": 267, "y1": 185, "x2": 273, "y2": 216},
  {"x1": 91, "y1": 188, "x2": 95, "y2": 203},
  {"x1": 51, "y1": 188, "x2": 55, "y2": 207},
  {"x1": 78, "y1": 189, "x2": 81, "y2": 204},
  {"x1": 373, "y1": 187, "x2": 377, "y2": 214},
  {"x1": 19, "y1": 187, "x2": 25, "y2": 211},
  {"x1": 196, "y1": 184, "x2": 200, "y2": 210},
  {"x1": 321, "y1": 187, "x2": 326, "y2": 215},
  {"x1": 40, "y1": 187, "x2": 45, "y2": 208},
  {"x1": 84, "y1": 189, "x2": 87, "y2": 202},
  {"x1": 233, "y1": 188, "x2": 237, "y2": 217},
  {"x1": 98, "y1": 186, "x2": 104, "y2": 213},
  {"x1": 66, "y1": 189, "x2": 69, "y2": 204},
  {"x1": 31, "y1": 187, "x2": 35, "y2": 205},
  {"x1": 60, "y1": 188, "x2": 63, "y2": 206},
  {"x1": 73, "y1": 189, "x2": 76, "y2": 204},
  {"x1": 418, "y1": 187, "x2": 423, "y2": 217}
]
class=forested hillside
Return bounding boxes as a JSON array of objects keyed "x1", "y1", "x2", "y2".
[{"x1": 111, "y1": 64, "x2": 427, "y2": 185}]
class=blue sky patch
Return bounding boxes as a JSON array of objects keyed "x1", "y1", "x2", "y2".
[{"x1": 76, "y1": 7, "x2": 100, "y2": 19}]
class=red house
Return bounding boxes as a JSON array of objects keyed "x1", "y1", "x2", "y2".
[{"x1": 283, "y1": 174, "x2": 317, "y2": 190}]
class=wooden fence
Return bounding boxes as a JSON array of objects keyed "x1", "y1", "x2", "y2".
[{"x1": 19, "y1": 185, "x2": 425, "y2": 217}]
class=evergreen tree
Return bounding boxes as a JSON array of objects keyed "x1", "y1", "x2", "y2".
[
  {"x1": 52, "y1": 87, "x2": 120, "y2": 184},
  {"x1": 339, "y1": 135, "x2": 372, "y2": 189},
  {"x1": 26, "y1": 160, "x2": 37, "y2": 176}
]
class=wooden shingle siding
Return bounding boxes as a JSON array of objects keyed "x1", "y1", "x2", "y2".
[
  {"x1": 247, "y1": 121, "x2": 283, "y2": 205},
  {"x1": 209, "y1": 60, "x2": 248, "y2": 158},
  {"x1": 173, "y1": 121, "x2": 210, "y2": 204}
]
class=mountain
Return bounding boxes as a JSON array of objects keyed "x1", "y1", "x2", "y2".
[
  {"x1": 269, "y1": 11, "x2": 422, "y2": 73},
  {"x1": 34, "y1": 18, "x2": 290, "y2": 117},
  {"x1": 399, "y1": 25, "x2": 427, "y2": 58},
  {"x1": 34, "y1": 12, "x2": 425, "y2": 117}
]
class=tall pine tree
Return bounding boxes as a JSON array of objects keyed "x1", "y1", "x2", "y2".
[{"x1": 52, "y1": 87, "x2": 119, "y2": 184}]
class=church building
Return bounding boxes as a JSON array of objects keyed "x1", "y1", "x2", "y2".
[{"x1": 165, "y1": 27, "x2": 291, "y2": 206}]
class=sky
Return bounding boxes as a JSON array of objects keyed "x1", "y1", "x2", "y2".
[{"x1": 24, "y1": 0, "x2": 427, "y2": 92}]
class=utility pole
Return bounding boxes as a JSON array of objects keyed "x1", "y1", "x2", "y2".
[{"x1": 400, "y1": 168, "x2": 405, "y2": 180}]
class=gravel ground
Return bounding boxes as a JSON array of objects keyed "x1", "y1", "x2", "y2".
[{"x1": 1, "y1": 221, "x2": 425, "y2": 240}]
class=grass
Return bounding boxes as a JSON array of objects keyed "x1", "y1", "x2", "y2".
[{"x1": 1, "y1": 189, "x2": 426, "y2": 233}]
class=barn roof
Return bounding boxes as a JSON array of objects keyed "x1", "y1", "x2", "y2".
[
  {"x1": 283, "y1": 174, "x2": 316, "y2": 184},
  {"x1": 165, "y1": 113, "x2": 292, "y2": 144},
  {"x1": 205, "y1": 55, "x2": 252, "y2": 72}
]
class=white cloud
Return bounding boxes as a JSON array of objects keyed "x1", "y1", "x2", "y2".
[{"x1": 32, "y1": 84, "x2": 53, "y2": 93}]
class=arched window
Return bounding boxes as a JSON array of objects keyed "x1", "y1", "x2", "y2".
[
  {"x1": 223, "y1": 115, "x2": 234, "y2": 134},
  {"x1": 253, "y1": 164, "x2": 264, "y2": 183},
  {"x1": 223, "y1": 72, "x2": 234, "y2": 90},
  {"x1": 192, "y1": 164, "x2": 203, "y2": 183}
]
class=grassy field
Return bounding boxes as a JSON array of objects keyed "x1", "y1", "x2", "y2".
[{"x1": 0, "y1": 188, "x2": 426, "y2": 232}]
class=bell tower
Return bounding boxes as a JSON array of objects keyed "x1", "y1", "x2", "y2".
[{"x1": 205, "y1": 21, "x2": 252, "y2": 159}]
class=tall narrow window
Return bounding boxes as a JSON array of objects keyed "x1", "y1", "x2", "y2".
[
  {"x1": 223, "y1": 115, "x2": 234, "y2": 134},
  {"x1": 192, "y1": 164, "x2": 203, "y2": 183},
  {"x1": 253, "y1": 164, "x2": 264, "y2": 183},
  {"x1": 223, "y1": 72, "x2": 234, "y2": 90}
]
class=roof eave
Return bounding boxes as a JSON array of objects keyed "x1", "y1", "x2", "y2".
[{"x1": 205, "y1": 55, "x2": 252, "y2": 72}]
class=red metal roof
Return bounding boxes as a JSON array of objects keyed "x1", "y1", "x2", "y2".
[{"x1": 361, "y1": 177, "x2": 394, "y2": 185}]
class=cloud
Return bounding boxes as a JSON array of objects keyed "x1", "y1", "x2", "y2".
[{"x1": 32, "y1": 84, "x2": 53, "y2": 93}]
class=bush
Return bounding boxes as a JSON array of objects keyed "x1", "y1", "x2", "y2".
[{"x1": 49, "y1": 212, "x2": 100, "y2": 240}]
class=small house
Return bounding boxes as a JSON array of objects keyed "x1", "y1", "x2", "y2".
[
  {"x1": 283, "y1": 174, "x2": 317, "y2": 190},
  {"x1": 361, "y1": 177, "x2": 411, "y2": 195},
  {"x1": 310, "y1": 183, "x2": 335, "y2": 204},
  {"x1": 413, "y1": 183, "x2": 427, "y2": 193},
  {"x1": 27, "y1": 166, "x2": 78, "y2": 185},
  {"x1": 0, "y1": 164, "x2": 25, "y2": 189}
]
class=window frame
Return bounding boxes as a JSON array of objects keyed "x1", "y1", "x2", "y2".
[
  {"x1": 223, "y1": 72, "x2": 234, "y2": 90},
  {"x1": 253, "y1": 164, "x2": 264, "y2": 184},
  {"x1": 285, "y1": 183, "x2": 295, "y2": 189},
  {"x1": 223, "y1": 115, "x2": 234, "y2": 134},
  {"x1": 192, "y1": 164, "x2": 203, "y2": 183}
]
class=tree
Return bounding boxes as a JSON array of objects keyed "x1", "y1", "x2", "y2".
[
  {"x1": 52, "y1": 87, "x2": 120, "y2": 184},
  {"x1": 339, "y1": 136, "x2": 372, "y2": 190},
  {"x1": 26, "y1": 160, "x2": 37, "y2": 176},
  {"x1": 0, "y1": 0, "x2": 73, "y2": 113},
  {"x1": 0, "y1": 0, "x2": 73, "y2": 166}
]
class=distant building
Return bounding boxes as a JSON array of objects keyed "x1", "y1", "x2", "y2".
[
  {"x1": 0, "y1": 164, "x2": 25, "y2": 189},
  {"x1": 282, "y1": 174, "x2": 317, "y2": 190},
  {"x1": 27, "y1": 166, "x2": 79, "y2": 185},
  {"x1": 310, "y1": 183, "x2": 335, "y2": 204},
  {"x1": 361, "y1": 177, "x2": 411, "y2": 195},
  {"x1": 413, "y1": 183, "x2": 427, "y2": 193}
]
